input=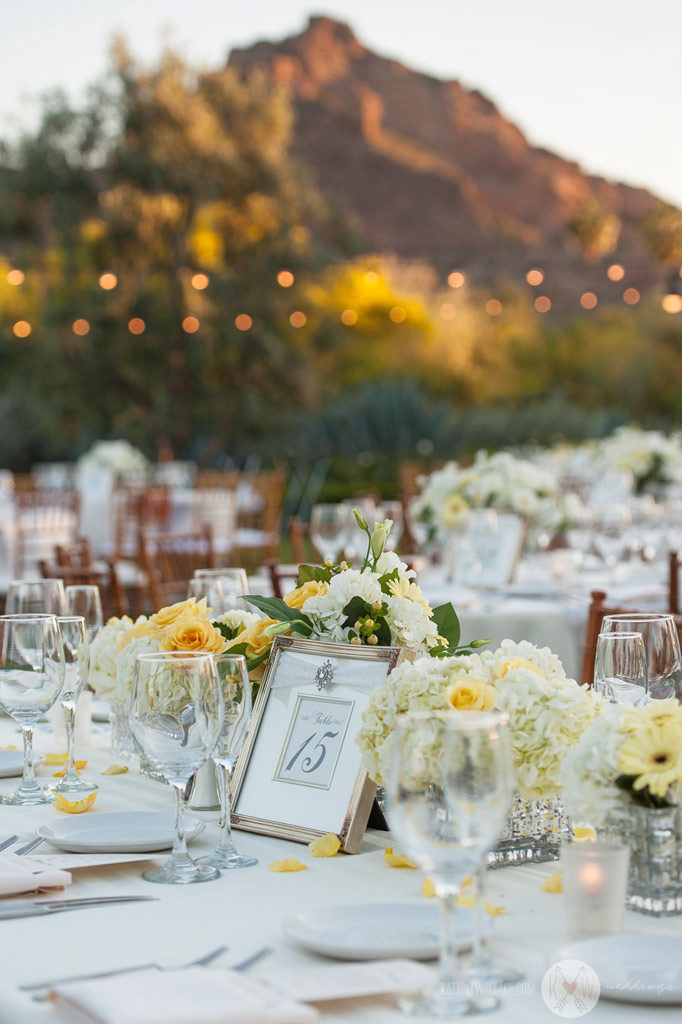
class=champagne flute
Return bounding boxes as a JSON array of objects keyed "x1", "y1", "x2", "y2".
[
  {"x1": 187, "y1": 577, "x2": 225, "y2": 617},
  {"x1": 53, "y1": 616, "x2": 96, "y2": 796},
  {"x1": 129, "y1": 651, "x2": 223, "y2": 884},
  {"x1": 65, "y1": 585, "x2": 103, "y2": 642},
  {"x1": 0, "y1": 615, "x2": 65, "y2": 804},
  {"x1": 199, "y1": 653, "x2": 257, "y2": 870},
  {"x1": 5, "y1": 578, "x2": 66, "y2": 615},
  {"x1": 194, "y1": 568, "x2": 249, "y2": 612},
  {"x1": 600, "y1": 613, "x2": 682, "y2": 700},
  {"x1": 385, "y1": 710, "x2": 513, "y2": 1017},
  {"x1": 594, "y1": 631, "x2": 648, "y2": 705}
]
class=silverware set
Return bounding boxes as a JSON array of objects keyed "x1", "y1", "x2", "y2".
[{"x1": 0, "y1": 834, "x2": 45, "y2": 855}]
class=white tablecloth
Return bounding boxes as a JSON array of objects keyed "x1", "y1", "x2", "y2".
[{"x1": 0, "y1": 719, "x2": 679, "y2": 1023}]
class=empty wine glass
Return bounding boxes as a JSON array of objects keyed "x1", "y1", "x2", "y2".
[
  {"x1": 465, "y1": 860, "x2": 523, "y2": 989},
  {"x1": 385, "y1": 710, "x2": 513, "y2": 1016},
  {"x1": 592, "y1": 505, "x2": 631, "y2": 568},
  {"x1": 199, "y1": 653, "x2": 257, "y2": 870},
  {"x1": 309, "y1": 504, "x2": 352, "y2": 564},
  {"x1": 0, "y1": 615, "x2": 65, "y2": 804},
  {"x1": 594, "y1": 631, "x2": 648, "y2": 705},
  {"x1": 600, "y1": 613, "x2": 682, "y2": 700},
  {"x1": 53, "y1": 616, "x2": 96, "y2": 796},
  {"x1": 194, "y1": 568, "x2": 249, "y2": 612},
  {"x1": 65, "y1": 585, "x2": 103, "y2": 642},
  {"x1": 187, "y1": 577, "x2": 225, "y2": 616},
  {"x1": 129, "y1": 651, "x2": 223, "y2": 884},
  {"x1": 5, "y1": 578, "x2": 66, "y2": 615}
]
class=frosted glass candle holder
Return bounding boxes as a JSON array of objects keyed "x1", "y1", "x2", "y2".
[{"x1": 561, "y1": 841, "x2": 630, "y2": 939}]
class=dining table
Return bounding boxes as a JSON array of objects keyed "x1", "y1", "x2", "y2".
[{"x1": 0, "y1": 712, "x2": 680, "y2": 1024}]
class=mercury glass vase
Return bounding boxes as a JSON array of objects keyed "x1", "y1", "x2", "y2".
[
  {"x1": 109, "y1": 700, "x2": 136, "y2": 760},
  {"x1": 488, "y1": 793, "x2": 572, "y2": 868},
  {"x1": 600, "y1": 805, "x2": 682, "y2": 916}
]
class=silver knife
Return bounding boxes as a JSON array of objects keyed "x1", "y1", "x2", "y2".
[{"x1": 0, "y1": 895, "x2": 158, "y2": 919}]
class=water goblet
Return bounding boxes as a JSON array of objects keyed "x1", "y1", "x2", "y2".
[
  {"x1": 5, "y1": 578, "x2": 66, "y2": 615},
  {"x1": 199, "y1": 653, "x2": 257, "y2": 870},
  {"x1": 0, "y1": 614, "x2": 65, "y2": 804},
  {"x1": 65, "y1": 585, "x2": 103, "y2": 642},
  {"x1": 53, "y1": 616, "x2": 96, "y2": 796},
  {"x1": 465, "y1": 860, "x2": 524, "y2": 989},
  {"x1": 187, "y1": 577, "x2": 225, "y2": 617},
  {"x1": 194, "y1": 568, "x2": 249, "y2": 612},
  {"x1": 309, "y1": 504, "x2": 352, "y2": 564},
  {"x1": 594, "y1": 631, "x2": 648, "y2": 705},
  {"x1": 385, "y1": 710, "x2": 514, "y2": 1016},
  {"x1": 129, "y1": 651, "x2": 223, "y2": 884},
  {"x1": 600, "y1": 613, "x2": 682, "y2": 700}
]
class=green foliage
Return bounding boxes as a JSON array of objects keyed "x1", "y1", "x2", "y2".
[
  {"x1": 641, "y1": 204, "x2": 682, "y2": 265},
  {"x1": 568, "y1": 196, "x2": 621, "y2": 259}
]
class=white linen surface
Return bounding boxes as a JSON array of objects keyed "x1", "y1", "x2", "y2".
[{"x1": 0, "y1": 853, "x2": 71, "y2": 897}]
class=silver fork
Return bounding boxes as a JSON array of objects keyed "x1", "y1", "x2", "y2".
[
  {"x1": 15, "y1": 836, "x2": 45, "y2": 856},
  {"x1": 0, "y1": 835, "x2": 18, "y2": 853}
]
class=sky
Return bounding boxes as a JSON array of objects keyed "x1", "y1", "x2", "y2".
[{"x1": 1, "y1": 0, "x2": 680, "y2": 206}]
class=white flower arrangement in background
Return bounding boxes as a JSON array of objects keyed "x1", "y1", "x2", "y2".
[
  {"x1": 591, "y1": 425, "x2": 682, "y2": 495},
  {"x1": 77, "y1": 439, "x2": 148, "y2": 478}
]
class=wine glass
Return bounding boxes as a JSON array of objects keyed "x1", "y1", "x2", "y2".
[
  {"x1": 385, "y1": 710, "x2": 514, "y2": 1016},
  {"x1": 5, "y1": 578, "x2": 66, "y2": 615},
  {"x1": 53, "y1": 616, "x2": 96, "y2": 796},
  {"x1": 592, "y1": 505, "x2": 631, "y2": 568},
  {"x1": 0, "y1": 615, "x2": 65, "y2": 804},
  {"x1": 594, "y1": 631, "x2": 648, "y2": 705},
  {"x1": 187, "y1": 577, "x2": 225, "y2": 617},
  {"x1": 199, "y1": 653, "x2": 257, "y2": 870},
  {"x1": 464, "y1": 860, "x2": 524, "y2": 989},
  {"x1": 194, "y1": 568, "x2": 249, "y2": 612},
  {"x1": 309, "y1": 504, "x2": 352, "y2": 564},
  {"x1": 65, "y1": 585, "x2": 103, "y2": 642},
  {"x1": 600, "y1": 613, "x2": 682, "y2": 700},
  {"x1": 129, "y1": 651, "x2": 223, "y2": 884}
]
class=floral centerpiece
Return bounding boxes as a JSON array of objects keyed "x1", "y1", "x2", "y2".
[
  {"x1": 357, "y1": 638, "x2": 601, "y2": 865},
  {"x1": 229, "y1": 512, "x2": 478, "y2": 668},
  {"x1": 77, "y1": 439, "x2": 148, "y2": 480},
  {"x1": 409, "y1": 450, "x2": 577, "y2": 547},
  {"x1": 592, "y1": 426, "x2": 682, "y2": 495},
  {"x1": 562, "y1": 700, "x2": 682, "y2": 915}
]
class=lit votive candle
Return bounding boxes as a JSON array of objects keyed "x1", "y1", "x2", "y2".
[{"x1": 561, "y1": 841, "x2": 630, "y2": 939}]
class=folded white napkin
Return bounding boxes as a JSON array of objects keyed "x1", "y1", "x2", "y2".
[
  {"x1": 51, "y1": 968, "x2": 319, "y2": 1024},
  {"x1": 0, "y1": 853, "x2": 71, "y2": 897}
]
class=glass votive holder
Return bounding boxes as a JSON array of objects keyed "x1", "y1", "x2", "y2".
[{"x1": 561, "y1": 841, "x2": 630, "y2": 939}]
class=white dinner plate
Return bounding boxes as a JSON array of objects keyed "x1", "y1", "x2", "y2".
[
  {"x1": 36, "y1": 811, "x2": 204, "y2": 853},
  {"x1": 559, "y1": 936, "x2": 682, "y2": 1005},
  {"x1": 284, "y1": 902, "x2": 478, "y2": 961},
  {"x1": 0, "y1": 750, "x2": 43, "y2": 778}
]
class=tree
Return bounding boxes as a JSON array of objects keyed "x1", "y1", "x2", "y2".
[
  {"x1": 641, "y1": 204, "x2": 682, "y2": 267},
  {"x1": 567, "y1": 196, "x2": 621, "y2": 261}
]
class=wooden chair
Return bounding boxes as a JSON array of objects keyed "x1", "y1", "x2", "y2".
[
  {"x1": 55, "y1": 537, "x2": 95, "y2": 569},
  {"x1": 264, "y1": 561, "x2": 300, "y2": 600},
  {"x1": 140, "y1": 526, "x2": 216, "y2": 608},
  {"x1": 14, "y1": 490, "x2": 80, "y2": 577},
  {"x1": 669, "y1": 551, "x2": 680, "y2": 614},
  {"x1": 38, "y1": 559, "x2": 128, "y2": 619},
  {"x1": 580, "y1": 589, "x2": 682, "y2": 685},
  {"x1": 233, "y1": 470, "x2": 286, "y2": 569}
]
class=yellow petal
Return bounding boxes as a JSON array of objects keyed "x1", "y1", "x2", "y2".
[
  {"x1": 52, "y1": 792, "x2": 97, "y2": 814},
  {"x1": 461, "y1": 874, "x2": 473, "y2": 890},
  {"x1": 484, "y1": 901, "x2": 507, "y2": 917},
  {"x1": 456, "y1": 895, "x2": 475, "y2": 908},
  {"x1": 384, "y1": 847, "x2": 417, "y2": 869},
  {"x1": 422, "y1": 877, "x2": 436, "y2": 898},
  {"x1": 43, "y1": 753, "x2": 68, "y2": 765},
  {"x1": 572, "y1": 827, "x2": 596, "y2": 843},
  {"x1": 268, "y1": 858, "x2": 307, "y2": 872},
  {"x1": 52, "y1": 760, "x2": 87, "y2": 777},
  {"x1": 0, "y1": 745, "x2": 18, "y2": 750},
  {"x1": 101, "y1": 764, "x2": 129, "y2": 775},
  {"x1": 541, "y1": 872, "x2": 563, "y2": 893},
  {"x1": 308, "y1": 833, "x2": 341, "y2": 858}
]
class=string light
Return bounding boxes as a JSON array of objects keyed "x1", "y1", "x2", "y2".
[
  {"x1": 128, "y1": 317, "x2": 145, "y2": 335},
  {"x1": 182, "y1": 316, "x2": 200, "y2": 333},
  {"x1": 277, "y1": 270, "x2": 295, "y2": 288},
  {"x1": 99, "y1": 272, "x2": 117, "y2": 290},
  {"x1": 485, "y1": 299, "x2": 502, "y2": 316},
  {"x1": 526, "y1": 269, "x2": 544, "y2": 286},
  {"x1": 662, "y1": 294, "x2": 682, "y2": 314},
  {"x1": 340, "y1": 309, "x2": 358, "y2": 325},
  {"x1": 580, "y1": 292, "x2": 598, "y2": 310},
  {"x1": 72, "y1": 319, "x2": 90, "y2": 336},
  {"x1": 534, "y1": 296, "x2": 552, "y2": 313},
  {"x1": 447, "y1": 271, "x2": 465, "y2": 288},
  {"x1": 235, "y1": 314, "x2": 252, "y2": 331},
  {"x1": 439, "y1": 302, "x2": 456, "y2": 319},
  {"x1": 607, "y1": 264, "x2": 625, "y2": 281},
  {"x1": 6, "y1": 269, "x2": 24, "y2": 286},
  {"x1": 289, "y1": 311, "x2": 306, "y2": 328},
  {"x1": 12, "y1": 320, "x2": 31, "y2": 338},
  {"x1": 389, "y1": 306, "x2": 406, "y2": 323},
  {"x1": 191, "y1": 273, "x2": 209, "y2": 290},
  {"x1": 623, "y1": 288, "x2": 640, "y2": 305}
]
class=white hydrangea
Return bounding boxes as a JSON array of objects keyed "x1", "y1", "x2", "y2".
[
  {"x1": 88, "y1": 617, "x2": 136, "y2": 703},
  {"x1": 214, "y1": 609, "x2": 261, "y2": 633},
  {"x1": 77, "y1": 439, "x2": 148, "y2": 477},
  {"x1": 561, "y1": 707, "x2": 630, "y2": 828},
  {"x1": 593, "y1": 426, "x2": 682, "y2": 491},
  {"x1": 116, "y1": 633, "x2": 163, "y2": 704}
]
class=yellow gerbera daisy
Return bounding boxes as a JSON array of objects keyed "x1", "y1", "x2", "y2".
[
  {"x1": 618, "y1": 720, "x2": 682, "y2": 798},
  {"x1": 386, "y1": 577, "x2": 431, "y2": 614}
]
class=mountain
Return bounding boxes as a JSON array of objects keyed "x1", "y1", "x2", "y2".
[{"x1": 228, "y1": 16, "x2": 670, "y2": 306}]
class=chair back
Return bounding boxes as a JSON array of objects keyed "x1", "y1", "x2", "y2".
[
  {"x1": 38, "y1": 559, "x2": 127, "y2": 619},
  {"x1": 55, "y1": 537, "x2": 94, "y2": 569},
  {"x1": 140, "y1": 526, "x2": 216, "y2": 608}
]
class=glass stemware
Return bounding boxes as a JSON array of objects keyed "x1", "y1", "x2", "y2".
[
  {"x1": 199, "y1": 653, "x2": 257, "y2": 870},
  {"x1": 53, "y1": 616, "x2": 96, "y2": 796},
  {"x1": 193, "y1": 568, "x2": 249, "y2": 612},
  {"x1": 5, "y1": 578, "x2": 67, "y2": 615},
  {"x1": 129, "y1": 651, "x2": 223, "y2": 884},
  {"x1": 385, "y1": 710, "x2": 514, "y2": 1017},
  {"x1": 594, "y1": 630, "x2": 648, "y2": 705},
  {"x1": 600, "y1": 613, "x2": 682, "y2": 700},
  {"x1": 465, "y1": 860, "x2": 524, "y2": 989},
  {"x1": 309, "y1": 504, "x2": 353, "y2": 564},
  {"x1": 65, "y1": 585, "x2": 103, "y2": 642},
  {"x1": 187, "y1": 577, "x2": 225, "y2": 616},
  {"x1": 0, "y1": 614, "x2": 65, "y2": 804}
]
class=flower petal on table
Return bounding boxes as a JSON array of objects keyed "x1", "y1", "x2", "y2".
[
  {"x1": 52, "y1": 792, "x2": 97, "y2": 814},
  {"x1": 52, "y1": 761, "x2": 87, "y2": 776},
  {"x1": 484, "y1": 901, "x2": 507, "y2": 917},
  {"x1": 308, "y1": 833, "x2": 340, "y2": 857},
  {"x1": 422, "y1": 877, "x2": 436, "y2": 897},
  {"x1": 0, "y1": 745, "x2": 18, "y2": 750},
  {"x1": 268, "y1": 858, "x2": 307, "y2": 872},
  {"x1": 541, "y1": 871, "x2": 563, "y2": 893},
  {"x1": 43, "y1": 753, "x2": 68, "y2": 765},
  {"x1": 384, "y1": 847, "x2": 417, "y2": 869},
  {"x1": 101, "y1": 764, "x2": 129, "y2": 775}
]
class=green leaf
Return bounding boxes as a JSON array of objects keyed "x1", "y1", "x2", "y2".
[
  {"x1": 373, "y1": 618, "x2": 392, "y2": 646},
  {"x1": 246, "y1": 594, "x2": 314, "y2": 629},
  {"x1": 246, "y1": 649, "x2": 271, "y2": 673},
  {"x1": 296, "y1": 564, "x2": 332, "y2": 586},
  {"x1": 225, "y1": 641, "x2": 249, "y2": 656},
  {"x1": 431, "y1": 603, "x2": 461, "y2": 651},
  {"x1": 377, "y1": 568, "x2": 400, "y2": 595},
  {"x1": 341, "y1": 595, "x2": 373, "y2": 628},
  {"x1": 216, "y1": 622, "x2": 241, "y2": 641}
]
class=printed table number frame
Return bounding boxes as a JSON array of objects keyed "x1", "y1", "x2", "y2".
[{"x1": 230, "y1": 636, "x2": 407, "y2": 853}]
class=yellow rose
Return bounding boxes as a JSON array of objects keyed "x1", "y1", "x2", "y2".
[
  {"x1": 150, "y1": 597, "x2": 210, "y2": 632},
  {"x1": 227, "y1": 617, "x2": 280, "y2": 659},
  {"x1": 493, "y1": 656, "x2": 544, "y2": 680},
  {"x1": 446, "y1": 678, "x2": 498, "y2": 711},
  {"x1": 117, "y1": 618, "x2": 153, "y2": 650},
  {"x1": 161, "y1": 613, "x2": 227, "y2": 655},
  {"x1": 283, "y1": 580, "x2": 329, "y2": 610}
]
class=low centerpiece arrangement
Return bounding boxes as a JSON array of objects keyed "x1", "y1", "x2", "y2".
[
  {"x1": 357, "y1": 638, "x2": 601, "y2": 865},
  {"x1": 562, "y1": 699, "x2": 682, "y2": 915},
  {"x1": 591, "y1": 425, "x2": 682, "y2": 497}
]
